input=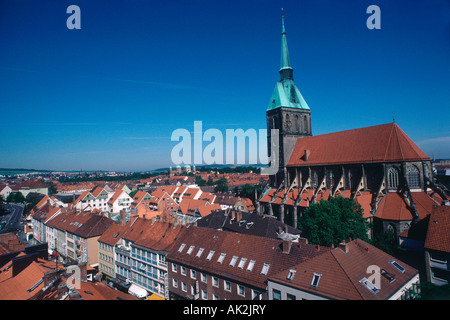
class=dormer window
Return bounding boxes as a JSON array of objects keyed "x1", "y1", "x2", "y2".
[
  {"x1": 206, "y1": 250, "x2": 215, "y2": 261},
  {"x1": 187, "y1": 245, "x2": 195, "y2": 255},
  {"x1": 178, "y1": 243, "x2": 186, "y2": 253},
  {"x1": 229, "y1": 256, "x2": 238, "y2": 267},
  {"x1": 261, "y1": 263, "x2": 270, "y2": 275},
  {"x1": 311, "y1": 273, "x2": 322, "y2": 288},
  {"x1": 287, "y1": 269, "x2": 296, "y2": 281},
  {"x1": 217, "y1": 253, "x2": 226, "y2": 264}
]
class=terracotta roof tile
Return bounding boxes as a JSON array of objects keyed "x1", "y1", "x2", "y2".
[
  {"x1": 288, "y1": 123, "x2": 429, "y2": 166},
  {"x1": 424, "y1": 206, "x2": 450, "y2": 252}
]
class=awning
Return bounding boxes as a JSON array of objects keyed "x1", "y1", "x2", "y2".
[
  {"x1": 128, "y1": 284, "x2": 148, "y2": 299},
  {"x1": 148, "y1": 293, "x2": 165, "y2": 300}
]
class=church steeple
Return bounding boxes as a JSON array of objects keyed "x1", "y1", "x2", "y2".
[
  {"x1": 267, "y1": 13, "x2": 309, "y2": 111},
  {"x1": 280, "y1": 14, "x2": 293, "y2": 81}
]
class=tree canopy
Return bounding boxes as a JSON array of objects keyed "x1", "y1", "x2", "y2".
[{"x1": 298, "y1": 196, "x2": 370, "y2": 247}]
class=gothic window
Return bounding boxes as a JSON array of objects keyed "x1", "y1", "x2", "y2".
[
  {"x1": 388, "y1": 167, "x2": 399, "y2": 189},
  {"x1": 406, "y1": 165, "x2": 420, "y2": 188}
]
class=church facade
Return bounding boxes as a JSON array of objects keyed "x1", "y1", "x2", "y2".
[{"x1": 258, "y1": 17, "x2": 447, "y2": 239}]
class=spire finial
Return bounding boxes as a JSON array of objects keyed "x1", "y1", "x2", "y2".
[
  {"x1": 392, "y1": 112, "x2": 395, "y2": 123},
  {"x1": 279, "y1": 9, "x2": 292, "y2": 76}
]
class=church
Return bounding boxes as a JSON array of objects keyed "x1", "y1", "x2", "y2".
[{"x1": 257, "y1": 16, "x2": 448, "y2": 239}]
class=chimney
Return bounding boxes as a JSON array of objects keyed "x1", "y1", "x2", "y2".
[
  {"x1": 339, "y1": 240, "x2": 349, "y2": 253},
  {"x1": 57, "y1": 283, "x2": 68, "y2": 300},
  {"x1": 119, "y1": 210, "x2": 126, "y2": 226},
  {"x1": 68, "y1": 290, "x2": 82, "y2": 300},
  {"x1": 236, "y1": 211, "x2": 242, "y2": 222},
  {"x1": 282, "y1": 240, "x2": 292, "y2": 254},
  {"x1": 302, "y1": 149, "x2": 310, "y2": 162}
]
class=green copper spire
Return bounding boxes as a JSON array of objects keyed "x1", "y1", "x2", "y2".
[
  {"x1": 267, "y1": 13, "x2": 310, "y2": 111},
  {"x1": 280, "y1": 14, "x2": 292, "y2": 75}
]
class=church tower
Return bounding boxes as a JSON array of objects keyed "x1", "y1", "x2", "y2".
[{"x1": 267, "y1": 14, "x2": 312, "y2": 187}]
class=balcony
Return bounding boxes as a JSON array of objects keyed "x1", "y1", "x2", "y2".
[{"x1": 116, "y1": 244, "x2": 130, "y2": 253}]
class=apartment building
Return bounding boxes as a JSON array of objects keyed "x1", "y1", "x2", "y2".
[
  {"x1": 424, "y1": 206, "x2": 450, "y2": 286},
  {"x1": 267, "y1": 239, "x2": 420, "y2": 300},
  {"x1": 167, "y1": 226, "x2": 327, "y2": 300}
]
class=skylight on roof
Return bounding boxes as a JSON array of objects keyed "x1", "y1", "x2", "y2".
[
  {"x1": 187, "y1": 245, "x2": 195, "y2": 255},
  {"x1": 217, "y1": 253, "x2": 226, "y2": 264},
  {"x1": 246, "y1": 260, "x2": 256, "y2": 272},
  {"x1": 229, "y1": 256, "x2": 239, "y2": 267},
  {"x1": 360, "y1": 277, "x2": 380, "y2": 294},
  {"x1": 178, "y1": 243, "x2": 186, "y2": 253},
  {"x1": 196, "y1": 248, "x2": 204, "y2": 258},
  {"x1": 261, "y1": 263, "x2": 270, "y2": 275},
  {"x1": 389, "y1": 260, "x2": 405, "y2": 273},
  {"x1": 237, "y1": 258, "x2": 247, "y2": 269},
  {"x1": 206, "y1": 250, "x2": 215, "y2": 261}
]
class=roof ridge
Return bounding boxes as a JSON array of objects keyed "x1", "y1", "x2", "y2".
[{"x1": 330, "y1": 246, "x2": 365, "y2": 300}]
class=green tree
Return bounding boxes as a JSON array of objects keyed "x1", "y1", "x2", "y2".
[
  {"x1": 298, "y1": 196, "x2": 370, "y2": 247},
  {"x1": 47, "y1": 182, "x2": 57, "y2": 195},
  {"x1": 214, "y1": 177, "x2": 229, "y2": 193},
  {"x1": 372, "y1": 229, "x2": 397, "y2": 255},
  {"x1": 195, "y1": 175, "x2": 207, "y2": 186},
  {"x1": 7, "y1": 192, "x2": 26, "y2": 203},
  {"x1": 0, "y1": 195, "x2": 7, "y2": 216}
]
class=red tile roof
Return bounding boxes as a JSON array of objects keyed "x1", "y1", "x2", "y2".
[
  {"x1": 288, "y1": 123, "x2": 430, "y2": 166},
  {"x1": 269, "y1": 239, "x2": 418, "y2": 300},
  {"x1": 374, "y1": 192, "x2": 440, "y2": 221},
  {"x1": 168, "y1": 226, "x2": 328, "y2": 290},
  {"x1": 424, "y1": 206, "x2": 450, "y2": 253}
]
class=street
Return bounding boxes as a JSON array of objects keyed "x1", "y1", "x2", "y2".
[{"x1": 1, "y1": 203, "x2": 25, "y2": 234}]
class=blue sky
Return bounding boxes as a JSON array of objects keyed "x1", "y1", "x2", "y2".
[{"x1": 0, "y1": 0, "x2": 449, "y2": 172}]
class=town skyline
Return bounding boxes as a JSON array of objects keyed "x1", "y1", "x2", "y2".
[{"x1": 1, "y1": 0, "x2": 449, "y2": 172}]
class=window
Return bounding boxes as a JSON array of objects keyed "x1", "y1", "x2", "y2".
[
  {"x1": 261, "y1": 263, "x2": 270, "y2": 275},
  {"x1": 407, "y1": 165, "x2": 420, "y2": 188},
  {"x1": 178, "y1": 243, "x2": 186, "y2": 253},
  {"x1": 224, "y1": 281, "x2": 231, "y2": 292},
  {"x1": 237, "y1": 285, "x2": 245, "y2": 297},
  {"x1": 229, "y1": 256, "x2": 238, "y2": 267},
  {"x1": 380, "y1": 269, "x2": 396, "y2": 283},
  {"x1": 246, "y1": 260, "x2": 256, "y2": 272},
  {"x1": 196, "y1": 248, "x2": 204, "y2": 258},
  {"x1": 388, "y1": 167, "x2": 399, "y2": 189},
  {"x1": 389, "y1": 260, "x2": 405, "y2": 273},
  {"x1": 202, "y1": 290, "x2": 208, "y2": 300},
  {"x1": 190, "y1": 269, "x2": 197, "y2": 279},
  {"x1": 287, "y1": 293, "x2": 296, "y2": 300},
  {"x1": 182, "y1": 282, "x2": 187, "y2": 292},
  {"x1": 311, "y1": 273, "x2": 322, "y2": 288},
  {"x1": 181, "y1": 266, "x2": 186, "y2": 276},
  {"x1": 206, "y1": 250, "x2": 215, "y2": 261},
  {"x1": 213, "y1": 277, "x2": 219, "y2": 287},
  {"x1": 187, "y1": 245, "x2": 195, "y2": 255},
  {"x1": 172, "y1": 279, "x2": 178, "y2": 288},
  {"x1": 287, "y1": 269, "x2": 296, "y2": 280},
  {"x1": 201, "y1": 273, "x2": 207, "y2": 283},
  {"x1": 360, "y1": 277, "x2": 380, "y2": 294},
  {"x1": 252, "y1": 290, "x2": 262, "y2": 300},
  {"x1": 217, "y1": 253, "x2": 226, "y2": 264},
  {"x1": 272, "y1": 289, "x2": 281, "y2": 300},
  {"x1": 237, "y1": 258, "x2": 247, "y2": 269}
]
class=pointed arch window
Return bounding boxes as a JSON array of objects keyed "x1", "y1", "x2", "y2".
[
  {"x1": 388, "y1": 167, "x2": 399, "y2": 189},
  {"x1": 407, "y1": 165, "x2": 420, "y2": 188}
]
